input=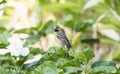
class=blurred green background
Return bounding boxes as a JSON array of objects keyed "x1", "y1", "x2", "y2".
[{"x1": 0, "y1": 0, "x2": 120, "y2": 73}]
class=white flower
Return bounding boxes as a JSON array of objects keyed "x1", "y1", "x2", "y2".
[
  {"x1": 20, "y1": 47, "x2": 29, "y2": 56},
  {"x1": 0, "y1": 49, "x2": 9, "y2": 55},
  {"x1": 8, "y1": 37, "x2": 24, "y2": 48},
  {"x1": 6, "y1": 37, "x2": 29, "y2": 57}
]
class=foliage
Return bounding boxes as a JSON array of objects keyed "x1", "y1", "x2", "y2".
[{"x1": 0, "y1": 0, "x2": 120, "y2": 74}]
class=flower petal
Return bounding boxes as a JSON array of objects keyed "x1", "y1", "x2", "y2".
[
  {"x1": 0, "y1": 49, "x2": 9, "y2": 55},
  {"x1": 20, "y1": 47, "x2": 29, "y2": 56},
  {"x1": 8, "y1": 37, "x2": 24, "y2": 48},
  {"x1": 10, "y1": 49, "x2": 21, "y2": 56}
]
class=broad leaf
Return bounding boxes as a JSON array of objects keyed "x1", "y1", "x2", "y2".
[
  {"x1": 35, "y1": 61, "x2": 58, "y2": 74},
  {"x1": 91, "y1": 61, "x2": 116, "y2": 73},
  {"x1": 82, "y1": 48, "x2": 95, "y2": 63}
]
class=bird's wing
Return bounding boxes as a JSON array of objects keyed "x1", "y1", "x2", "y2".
[{"x1": 57, "y1": 30, "x2": 71, "y2": 48}]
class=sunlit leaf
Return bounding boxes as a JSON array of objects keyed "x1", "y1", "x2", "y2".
[
  {"x1": 82, "y1": 48, "x2": 94, "y2": 63},
  {"x1": 0, "y1": 31, "x2": 10, "y2": 47},
  {"x1": 42, "y1": 2, "x2": 79, "y2": 12},
  {"x1": 74, "y1": 50, "x2": 86, "y2": 63},
  {"x1": 64, "y1": 67, "x2": 82, "y2": 74},
  {"x1": 83, "y1": 0, "x2": 103, "y2": 10},
  {"x1": 35, "y1": 61, "x2": 58, "y2": 74}
]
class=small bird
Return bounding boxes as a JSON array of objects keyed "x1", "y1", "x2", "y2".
[{"x1": 54, "y1": 25, "x2": 72, "y2": 50}]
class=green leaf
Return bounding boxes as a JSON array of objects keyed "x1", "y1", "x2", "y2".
[
  {"x1": 116, "y1": 68, "x2": 120, "y2": 74},
  {"x1": 114, "y1": 0, "x2": 120, "y2": 15},
  {"x1": 41, "y1": 47, "x2": 68, "y2": 62},
  {"x1": 91, "y1": 61, "x2": 116, "y2": 73},
  {"x1": 0, "y1": 64, "x2": 16, "y2": 74},
  {"x1": 39, "y1": 0, "x2": 51, "y2": 5},
  {"x1": 68, "y1": 49, "x2": 76, "y2": 57},
  {"x1": 42, "y1": 2, "x2": 79, "y2": 12},
  {"x1": 75, "y1": 19, "x2": 94, "y2": 32},
  {"x1": 56, "y1": 58, "x2": 68, "y2": 68},
  {"x1": 64, "y1": 67, "x2": 82, "y2": 74},
  {"x1": 0, "y1": 31, "x2": 10, "y2": 47},
  {"x1": 0, "y1": 56, "x2": 11, "y2": 61},
  {"x1": 16, "y1": 56, "x2": 28, "y2": 66},
  {"x1": 75, "y1": 23, "x2": 87, "y2": 32},
  {"x1": 48, "y1": 47, "x2": 58, "y2": 54},
  {"x1": 56, "y1": 58, "x2": 80, "y2": 69},
  {"x1": 29, "y1": 47, "x2": 43, "y2": 55},
  {"x1": 63, "y1": 59, "x2": 81, "y2": 67},
  {"x1": 100, "y1": 37, "x2": 118, "y2": 45},
  {"x1": 40, "y1": 53, "x2": 58, "y2": 62},
  {"x1": 82, "y1": 48, "x2": 95, "y2": 63},
  {"x1": 71, "y1": 48, "x2": 94, "y2": 64},
  {"x1": 104, "y1": 0, "x2": 112, "y2": 7},
  {"x1": 0, "y1": 27, "x2": 6, "y2": 34},
  {"x1": 56, "y1": 47, "x2": 66, "y2": 57},
  {"x1": 14, "y1": 27, "x2": 37, "y2": 34},
  {"x1": 38, "y1": 20, "x2": 54, "y2": 36},
  {"x1": 81, "y1": 38, "x2": 100, "y2": 44},
  {"x1": 0, "y1": 19, "x2": 7, "y2": 27},
  {"x1": 0, "y1": 54, "x2": 14, "y2": 65},
  {"x1": 113, "y1": 49, "x2": 120, "y2": 61},
  {"x1": 60, "y1": 14, "x2": 75, "y2": 29},
  {"x1": 74, "y1": 51, "x2": 86, "y2": 63},
  {"x1": 48, "y1": 47, "x2": 68, "y2": 57},
  {"x1": 42, "y1": 20, "x2": 54, "y2": 34},
  {"x1": 35, "y1": 61, "x2": 58, "y2": 74},
  {"x1": 25, "y1": 35, "x2": 39, "y2": 46}
]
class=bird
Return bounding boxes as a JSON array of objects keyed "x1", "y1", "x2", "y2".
[{"x1": 54, "y1": 25, "x2": 72, "y2": 50}]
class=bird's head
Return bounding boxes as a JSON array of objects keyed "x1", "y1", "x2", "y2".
[{"x1": 54, "y1": 25, "x2": 61, "y2": 32}]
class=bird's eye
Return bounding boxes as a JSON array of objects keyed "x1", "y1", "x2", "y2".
[{"x1": 54, "y1": 29, "x2": 58, "y2": 32}]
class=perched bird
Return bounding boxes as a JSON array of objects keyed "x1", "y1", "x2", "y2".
[{"x1": 54, "y1": 25, "x2": 72, "y2": 50}]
